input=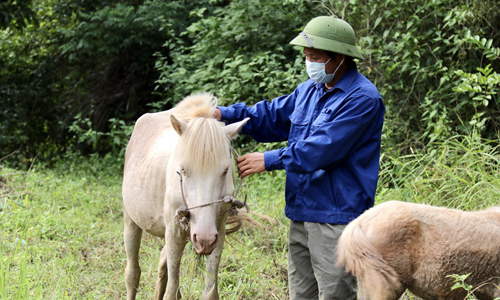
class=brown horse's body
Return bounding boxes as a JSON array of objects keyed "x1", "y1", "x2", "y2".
[
  {"x1": 122, "y1": 93, "x2": 248, "y2": 300},
  {"x1": 337, "y1": 201, "x2": 500, "y2": 300}
]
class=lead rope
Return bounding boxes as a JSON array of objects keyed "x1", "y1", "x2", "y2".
[
  {"x1": 230, "y1": 146, "x2": 243, "y2": 199},
  {"x1": 223, "y1": 146, "x2": 249, "y2": 216},
  {"x1": 174, "y1": 170, "x2": 190, "y2": 231},
  {"x1": 177, "y1": 171, "x2": 188, "y2": 208}
]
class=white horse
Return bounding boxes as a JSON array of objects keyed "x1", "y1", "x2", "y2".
[{"x1": 122, "y1": 93, "x2": 249, "y2": 300}]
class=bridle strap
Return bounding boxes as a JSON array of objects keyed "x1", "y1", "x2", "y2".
[
  {"x1": 230, "y1": 146, "x2": 244, "y2": 199},
  {"x1": 176, "y1": 146, "x2": 247, "y2": 212},
  {"x1": 177, "y1": 170, "x2": 189, "y2": 208}
]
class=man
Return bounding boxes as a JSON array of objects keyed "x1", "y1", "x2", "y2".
[{"x1": 215, "y1": 16, "x2": 385, "y2": 299}]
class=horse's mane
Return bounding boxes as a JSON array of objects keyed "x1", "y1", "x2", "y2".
[
  {"x1": 173, "y1": 93, "x2": 231, "y2": 174},
  {"x1": 173, "y1": 92, "x2": 217, "y2": 121}
]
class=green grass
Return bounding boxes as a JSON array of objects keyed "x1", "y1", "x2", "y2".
[
  {"x1": 0, "y1": 160, "x2": 127, "y2": 299},
  {"x1": 0, "y1": 156, "x2": 289, "y2": 299},
  {"x1": 378, "y1": 134, "x2": 500, "y2": 209},
  {"x1": 2, "y1": 134, "x2": 500, "y2": 299}
]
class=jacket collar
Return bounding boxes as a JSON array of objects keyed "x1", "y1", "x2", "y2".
[{"x1": 313, "y1": 63, "x2": 358, "y2": 93}]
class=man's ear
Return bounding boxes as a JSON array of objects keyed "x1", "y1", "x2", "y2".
[
  {"x1": 223, "y1": 117, "x2": 250, "y2": 139},
  {"x1": 170, "y1": 115, "x2": 187, "y2": 136}
]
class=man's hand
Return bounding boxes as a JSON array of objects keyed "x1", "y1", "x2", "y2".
[{"x1": 237, "y1": 152, "x2": 265, "y2": 178}]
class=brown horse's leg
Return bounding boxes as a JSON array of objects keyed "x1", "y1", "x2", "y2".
[
  {"x1": 124, "y1": 209, "x2": 143, "y2": 300},
  {"x1": 357, "y1": 280, "x2": 370, "y2": 300},
  {"x1": 360, "y1": 277, "x2": 405, "y2": 300}
]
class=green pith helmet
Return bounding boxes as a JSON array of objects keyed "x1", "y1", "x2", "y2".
[{"x1": 290, "y1": 16, "x2": 363, "y2": 59}]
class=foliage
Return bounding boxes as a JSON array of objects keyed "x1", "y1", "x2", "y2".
[
  {"x1": 0, "y1": 0, "x2": 194, "y2": 164},
  {"x1": 448, "y1": 273, "x2": 500, "y2": 300},
  {"x1": 2, "y1": 0, "x2": 498, "y2": 165},
  {"x1": 326, "y1": 0, "x2": 500, "y2": 153},
  {"x1": 2, "y1": 1, "x2": 500, "y2": 297},
  {"x1": 59, "y1": 1, "x2": 186, "y2": 132},
  {"x1": 154, "y1": 0, "x2": 320, "y2": 107},
  {"x1": 0, "y1": 0, "x2": 37, "y2": 30},
  {"x1": 0, "y1": 16, "x2": 69, "y2": 167},
  {"x1": 449, "y1": 274, "x2": 476, "y2": 299},
  {"x1": 68, "y1": 115, "x2": 133, "y2": 157},
  {"x1": 377, "y1": 133, "x2": 500, "y2": 210}
]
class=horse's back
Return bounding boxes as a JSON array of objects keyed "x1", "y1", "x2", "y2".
[
  {"x1": 356, "y1": 201, "x2": 500, "y2": 262},
  {"x1": 124, "y1": 110, "x2": 174, "y2": 168},
  {"x1": 122, "y1": 109, "x2": 178, "y2": 237},
  {"x1": 344, "y1": 201, "x2": 500, "y2": 300}
]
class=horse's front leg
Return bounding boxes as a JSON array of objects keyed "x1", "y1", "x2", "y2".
[
  {"x1": 124, "y1": 209, "x2": 143, "y2": 300},
  {"x1": 155, "y1": 226, "x2": 187, "y2": 300},
  {"x1": 202, "y1": 226, "x2": 226, "y2": 300},
  {"x1": 154, "y1": 246, "x2": 169, "y2": 299}
]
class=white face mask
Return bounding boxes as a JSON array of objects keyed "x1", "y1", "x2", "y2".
[{"x1": 305, "y1": 57, "x2": 344, "y2": 84}]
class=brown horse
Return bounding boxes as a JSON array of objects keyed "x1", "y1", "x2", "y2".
[
  {"x1": 337, "y1": 200, "x2": 500, "y2": 300},
  {"x1": 122, "y1": 93, "x2": 249, "y2": 300}
]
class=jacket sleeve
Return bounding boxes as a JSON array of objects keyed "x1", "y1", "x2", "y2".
[
  {"x1": 265, "y1": 93, "x2": 384, "y2": 173},
  {"x1": 218, "y1": 88, "x2": 299, "y2": 143}
]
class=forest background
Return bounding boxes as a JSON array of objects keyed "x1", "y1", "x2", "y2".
[
  {"x1": 1, "y1": 0, "x2": 499, "y2": 168},
  {"x1": 1, "y1": 0, "x2": 500, "y2": 299}
]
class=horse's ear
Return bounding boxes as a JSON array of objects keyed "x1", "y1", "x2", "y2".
[
  {"x1": 171, "y1": 115, "x2": 187, "y2": 136},
  {"x1": 223, "y1": 117, "x2": 250, "y2": 139}
]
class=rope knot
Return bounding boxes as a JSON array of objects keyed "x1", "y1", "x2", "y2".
[{"x1": 174, "y1": 208, "x2": 190, "y2": 232}]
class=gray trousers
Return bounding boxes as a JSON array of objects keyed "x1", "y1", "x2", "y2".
[{"x1": 288, "y1": 221, "x2": 357, "y2": 300}]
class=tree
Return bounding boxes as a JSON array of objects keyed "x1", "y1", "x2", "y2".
[
  {"x1": 326, "y1": 0, "x2": 500, "y2": 151},
  {"x1": 0, "y1": 0, "x2": 37, "y2": 30},
  {"x1": 155, "y1": 0, "x2": 321, "y2": 107}
]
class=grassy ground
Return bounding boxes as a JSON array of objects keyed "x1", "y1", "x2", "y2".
[
  {"x1": 0, "y1": 156, "x2": 290, "y2": 299},
  {"x1": 1, "y1": 135, "x2": 500, "y2": 299}
]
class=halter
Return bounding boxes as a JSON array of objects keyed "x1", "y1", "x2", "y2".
[{"x1": 174, "y1": 146, "x2": 249, "y2": 231}]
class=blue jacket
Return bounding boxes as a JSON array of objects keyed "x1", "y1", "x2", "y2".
[{"x1": 219, "y1": 66, "x2": 385, "y2": 224}]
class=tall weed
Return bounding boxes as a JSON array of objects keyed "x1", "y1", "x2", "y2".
[{"x1": 378, "y1": 133, "x2": 500, "y2": 209}]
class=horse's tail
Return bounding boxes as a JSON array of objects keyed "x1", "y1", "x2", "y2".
[{"x1": 337, "y1": 221, "x2": 403, "y2": 298}]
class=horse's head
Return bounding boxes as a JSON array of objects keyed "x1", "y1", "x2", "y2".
[{"x1": 169, "y1": 115, "x2": 249, "y2": 255}]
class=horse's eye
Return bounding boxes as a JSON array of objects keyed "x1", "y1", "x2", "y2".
[{"x1": 222, "y1": 167, "x2": 229, "y2": 176}]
